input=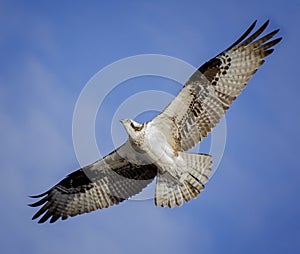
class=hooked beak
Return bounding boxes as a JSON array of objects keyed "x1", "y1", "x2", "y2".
[{"x1": 120, "y1": 119, "x2": 131, "y2": 135}]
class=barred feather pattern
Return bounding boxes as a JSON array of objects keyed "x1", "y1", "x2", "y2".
[
  {"x1": 154, "y1": 153, "x2": 212, "y2": 208},
  {"x1": 154, "y1": 20, "x2": 281, "y2": 151},
  {"x1": 29, "y1": 144, "x2": 157, "y2": 223},
  {"x1": 29, "y1": 21, "x2": 281, "y2": 223}
]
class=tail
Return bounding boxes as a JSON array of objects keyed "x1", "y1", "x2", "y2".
[{"x1": 155, "y1": 152, "x2": 212, "y2": 208}]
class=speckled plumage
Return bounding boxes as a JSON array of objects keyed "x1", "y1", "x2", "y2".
[
  {"x1": 30, "y1": 20, "x2": 281, "y2": 223},
  {"x1": 155, "y1": 20, "x2": 281, "y2": 151}
]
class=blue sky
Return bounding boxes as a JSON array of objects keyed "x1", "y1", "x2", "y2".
[{"x1": 1, "y1": 0, "x2": 300, "y2": 253}]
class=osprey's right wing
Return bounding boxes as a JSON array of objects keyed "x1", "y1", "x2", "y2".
[{"x1": 29, "y1": 142, "x2": 157, "y2": 223}]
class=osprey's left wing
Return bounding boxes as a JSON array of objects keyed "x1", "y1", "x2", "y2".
[
  {"x1": 153, "y1": 20, "x2": 281, "y2": 151},
  {"x1": 29, "y1": 143, "x2": 157, "y2": 223}
]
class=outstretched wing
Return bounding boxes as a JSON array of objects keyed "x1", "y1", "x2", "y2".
[
  {"x1": 29, "y1": 142, "x2": 157, "y2": 223},
  {"x1": 153, "y1": 20, "x2": 281, "y2": 151}
]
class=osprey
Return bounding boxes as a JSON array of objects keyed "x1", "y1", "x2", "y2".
[{"x1": 30, "y1": 20, "x2": 281, "y2": 223}]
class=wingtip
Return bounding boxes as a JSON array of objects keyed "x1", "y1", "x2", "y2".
[
  {"x1": 259, "y1": 19, "x2": 270, "y2": 32},
  {"x1": 252, "y1": 20, "x2": 258, "y2": 27},
  {"x1": 264, "y1": 19, "x2": 270, "y2": 26},
  {"x1": 273, "y1": 28, "x2": 280, "y2": 35},
  {"x1": 32, "y1": 213, "x2": 40, "y2": 220},
  {"x1": 225, "y1": 19, "x2": 259, "y2": 50},
  {"x1": 264, "y1": 49, "x2": 274, "y2": 57},
  {"x1": 248, "y1": 20, "x2": 258, "y2": 31},
  {"x1": 272, "y1": 37, "x2": 283, "y2": 45},
  {"x1": 33, "y1": 214, "x2": 59, "y2": 224},
  {"x1": 29, "y1": 191, "x2": 49, "y2": 198},
  {"x1": 37, "y1": 218, "x2": 45, "y2": 224}
]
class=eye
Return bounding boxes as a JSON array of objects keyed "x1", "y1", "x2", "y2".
[{"x1": 130, "y1": 122, "x2": 143, "y2": 131}]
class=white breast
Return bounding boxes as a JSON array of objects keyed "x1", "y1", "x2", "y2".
[{"x1": 142, "y1": 122, "x2": 183, "y2": 167}]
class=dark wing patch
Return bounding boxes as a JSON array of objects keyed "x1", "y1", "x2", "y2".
[
  {"x1": 29, "y1": 149, "x2": 157, "y2": 223},
  {"x1": 194, "y1": 58, "x2": 222, "y2": 83},
  {"x1": 154, "y1": 20, "x2": 282, "y2": 151},
  {"x1": 58, "y1": 169, "x2": 93, "y2": 189}
]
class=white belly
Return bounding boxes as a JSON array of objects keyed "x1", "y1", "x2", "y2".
[{"x1": 141, "y1": 123, "x2": 184, "y2": 168}]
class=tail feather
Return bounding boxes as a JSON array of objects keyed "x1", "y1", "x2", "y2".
[
  {"x1": 179, "y1": 182, "x2": 191, "y2": 202},
  {"x1": 155, "y1": 153, "x2": 212, "y2": 208},
  {"x1": 174, "y1": 185, "x2": 183, "y2": 206}
]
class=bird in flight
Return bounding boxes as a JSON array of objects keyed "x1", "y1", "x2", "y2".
[{"x1": 29, "y1": 20, "x2": 281, "y2": 223}]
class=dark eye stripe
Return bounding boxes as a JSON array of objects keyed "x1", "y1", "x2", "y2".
[{"x1": 131, "y1": 122, "x2": 144, "y2": 131}]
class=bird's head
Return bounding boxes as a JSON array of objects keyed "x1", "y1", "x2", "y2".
[{"x1": 120, "y1": 119, "x2": 145, "y2": 144}]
